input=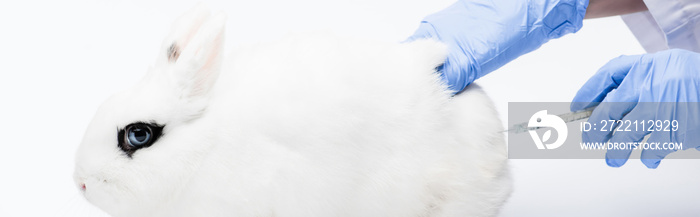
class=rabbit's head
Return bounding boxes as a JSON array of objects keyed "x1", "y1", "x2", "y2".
[{"x1": 73, "y1": 5, "x2": 225, "y2": 215}]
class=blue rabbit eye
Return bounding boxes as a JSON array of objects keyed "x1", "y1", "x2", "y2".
[
  {"x1": 127, "y1": 126, "x2": 151, "y2": 146},
  {"x1": 119, "y1": 122, "x2": 164, "y2": 157}
]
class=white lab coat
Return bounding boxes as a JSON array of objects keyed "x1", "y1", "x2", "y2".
[{"x1": 621, "y1": 0, "x2": 700, "y2": 53}]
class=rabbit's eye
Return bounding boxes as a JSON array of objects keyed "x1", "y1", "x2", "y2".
[
  {"x1": 118, "y1": 122, "x2": 164, "y2": 157},
  {"x1": 127, "y1": 125, "x2": 152, "y2": 146}
]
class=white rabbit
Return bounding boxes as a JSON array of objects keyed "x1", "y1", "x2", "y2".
[{"x1": 74, "y1": 5, "x2": 511, "y2": 217}]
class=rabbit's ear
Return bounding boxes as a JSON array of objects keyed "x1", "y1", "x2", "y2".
[{"x1": 160, "y1": 4, "x2": 226, "y2": 99}]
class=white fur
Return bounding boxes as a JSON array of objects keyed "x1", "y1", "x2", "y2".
[{"x1": 74, "y1": 6, "x2": 511, "y2": 217}]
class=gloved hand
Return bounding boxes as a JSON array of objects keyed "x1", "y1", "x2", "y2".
[
  {"x1": 407, "y1": 0, "x2": 588, "y2": 94},
  {"x1": 571, "y1": 49, "x2": 700, "y2": 168}
]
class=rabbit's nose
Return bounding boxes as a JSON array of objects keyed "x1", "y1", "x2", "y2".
[
  {"x1": 74, "y1": 174, "x2": 86, "y2": 192},
  {"x1": 79, "y1": 182, "x2": 86, "y2": 192}
]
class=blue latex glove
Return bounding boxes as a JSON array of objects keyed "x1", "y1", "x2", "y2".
[
  {"x1": 571, "y1": 49, "x2": 700, "y2": 168},
  {"x1": 407, "y1": 0, "x2": 588, "y2": 94}
]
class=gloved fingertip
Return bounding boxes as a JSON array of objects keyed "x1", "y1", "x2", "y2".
[
  {"x1": 605, "y1": 158, "x2": 626, "y2": 168},
  {"x1": 570, "y1": 102, "x2": 592, "y2": 112},
  {"x1": 440, "y1": 60, "x2": 471, "y2": 95},
  {"x1": 639, "y1": 142, "x2": 674, "y2": 169},
  {"x1": 569, "y1": 103, "x2": 582, "y2": 112},
  {"x1": 570, "y1": 87, "x2": 605, "y2": 111},
  {"x1": 641, "y1": 159, "x2": 661, "y2": 169},
  {"x1": 605, "y1": 148, "x2": 632, "y2": 167},
  {"x1": 404, "y1": 21, "x2": 438, "y2": 43}
]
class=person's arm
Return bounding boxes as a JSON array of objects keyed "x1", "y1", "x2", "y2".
[{"x1": 585, "y1": 0, "x2": 648, "y2": 19}]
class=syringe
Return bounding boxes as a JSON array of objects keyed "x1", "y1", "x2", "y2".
[{"x1": 503, "y1": 106, "x2": 597, "y2": 134}]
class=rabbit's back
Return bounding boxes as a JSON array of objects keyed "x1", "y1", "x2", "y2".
[{"x1": 187, "y1": 33, "x2": 510, "y2": 217}]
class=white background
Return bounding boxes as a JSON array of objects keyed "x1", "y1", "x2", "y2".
[{"x1": 1, "y1": 0, "x2": 699, "y2": 216}]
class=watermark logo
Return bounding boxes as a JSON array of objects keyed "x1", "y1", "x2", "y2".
[
  {"x1": 508, "y1": 102, "x2": 693, "y2": 159},
  {"x1": 528, "y1": 110, "x2": 568, "y2": 149}
]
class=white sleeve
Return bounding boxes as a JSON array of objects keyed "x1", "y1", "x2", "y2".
[{"x1": 621, "y1": 0, "x2": 700, "y2": 53}]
